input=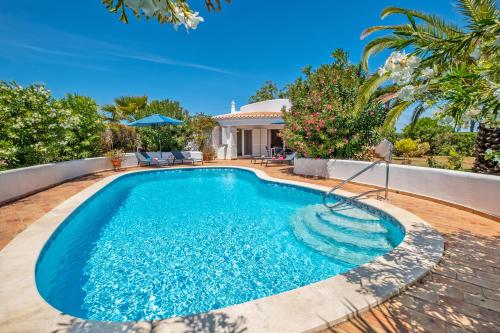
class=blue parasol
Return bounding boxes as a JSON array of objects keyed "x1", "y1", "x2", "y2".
[{"x1": 129, "y1": 114, "x2": 183, "y2": 157}]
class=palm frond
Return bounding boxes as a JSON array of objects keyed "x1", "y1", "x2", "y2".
[
  {"x1": 458, "y1": 0, "x2": 499, "y2": 25},
  {"x1": 410, "y1": 103, "x2": 426, "y2": 124},
  {"x1": 361, "y1": 25, "x2": 402, "y2": 40},
  {"x1": 353, "y1": 73, "x2": 389, "y2": 115},
  {"x1": 381, "y1": 7, "x2": 464, "y2": 36},
  {"x1": 361, "y1": 36, "x2": 411, "y2": 70},
  {"x1": 383, "y1": 100, "x2": 413, "y2": 131}
]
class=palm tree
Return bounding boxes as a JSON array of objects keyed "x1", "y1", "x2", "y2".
[
  {"x1": 101, "y1": 96, "x2": 148, "y2": 122},
  {"x1": 356, "y1": 0, "x2": 499, "y2": 174}
]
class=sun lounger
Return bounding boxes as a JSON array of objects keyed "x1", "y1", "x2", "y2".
[
  {"x1": 172, "y1": 150, "x2": 203, "y2": 165},
  {"x1": 135, "y1": 151, "x2": 169, "y2": 167},
  {"x1": 265, "y1": 152, "x2": 296, "y2": 166},
  {"x1": 251, "y1": 155, "x2": 272, "y2": 164},
  {"x1": 135, "y1": 151, "x2": 152, "y2": 166}
]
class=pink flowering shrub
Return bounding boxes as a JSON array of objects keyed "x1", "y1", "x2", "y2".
[{"x1": 282, "y1": 50, "x2": 386, "y2": 159}]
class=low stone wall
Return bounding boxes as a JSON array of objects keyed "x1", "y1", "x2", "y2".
[
  {"x1": 0, "y1": 154, "x2": 138, "y2": 205},
  {"x1": 294, "y1": 158, "x2": 500, "y2": 217}
]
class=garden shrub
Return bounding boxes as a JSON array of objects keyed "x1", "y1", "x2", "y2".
[
  {"x1": 447, "y1": 149, "x2": 464, "y2": 170},
  {"x1": 439, "y1": 132, "x2": 477, "y2": 156},
  {"x1": 0, "y1": 82, "x2": 105, "y2": 170},
  {"x1": 402, "y1": 117, "x2": 477, "y2": 157},
  {"x1": 60, "y1": 94, "x2": 105, "y2": 159},
  {"x1": 282, "y1": 50, "x2": 386, "y2": 159},
  {"x1": 189, "y1": 113, "x2": 217, "y2": 152},
  {"x1": 402, "y1": 117, "x2": 452, "y2": 154},
  {"x1": 412, "y1": 141, "x2": 430, "y2": 157},
  {"x1": 102, "y1": 123, "x2": 138, "y2": 152},
  {"x1": 394, "y1": 138, "x2": 418, "y2": 157}
]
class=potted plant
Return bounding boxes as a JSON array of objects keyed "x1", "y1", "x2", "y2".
[
  {"x1": 105, "y1": 149, "x2": 125, "y2": 170},
  {"x1": 202, "y1": 146, "x2": 216, "y2": 161}
]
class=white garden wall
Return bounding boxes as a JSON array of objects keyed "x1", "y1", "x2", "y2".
[
  {"x1": 294, "y1": 158, "x2": 500, "y2": 217},
  {"x1": 0, "y1": 153, "x2": 138, "y2": 205}
]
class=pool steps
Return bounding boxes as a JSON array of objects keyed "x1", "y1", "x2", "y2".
[{"x1": 291, "y1": 205, "x2": 395, "y2": 265}]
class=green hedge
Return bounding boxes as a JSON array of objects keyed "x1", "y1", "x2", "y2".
[{"x1": 437, "y1": 132, "x2": 477, "y2": 156}]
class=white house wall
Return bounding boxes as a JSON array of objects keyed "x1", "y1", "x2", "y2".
[
  {"x1": 239, "y1": 99, "x2": 291, "y2": 113},
  {"x1": 294, "y1": 158, "x2": 500, "y2": 217}
]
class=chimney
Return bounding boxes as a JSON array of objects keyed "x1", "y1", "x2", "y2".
[{"x1": 231, "y1": 100, "x2": 236, "y2": 114}]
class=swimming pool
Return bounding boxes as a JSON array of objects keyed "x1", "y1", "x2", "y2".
[{"x1": 35, "y1": 168, "x2": 405, "y2": 322}]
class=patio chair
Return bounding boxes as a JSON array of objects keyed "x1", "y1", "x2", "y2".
[
  {"x1": 265, "y1": 152, "x2": 296, "y2": 166},
  {"x1": 172, "y1": 150, "x2": 203, "y2": 165}
]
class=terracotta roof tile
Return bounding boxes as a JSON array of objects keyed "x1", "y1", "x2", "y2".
[{"x1": 213, "y1": 111, "x2": 283, "y2": 120}]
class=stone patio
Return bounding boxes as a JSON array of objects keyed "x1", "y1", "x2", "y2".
[{"x1": 0, "y1": 160, "x2": 499, "y2": 333}]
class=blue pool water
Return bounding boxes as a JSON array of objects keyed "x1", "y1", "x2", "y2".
[{"x1": 35, "y1": 168, "x2": 404, "y2": 321}]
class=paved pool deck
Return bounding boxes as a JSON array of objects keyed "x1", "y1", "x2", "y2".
[{"x1": 0, "y1": 160, "x2": 499, "y2": 333}]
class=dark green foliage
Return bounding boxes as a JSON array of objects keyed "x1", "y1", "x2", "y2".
[
  {"x1": 401, "y1": 117, "x2": 477, "y2": 156},
  {"x1": 102, "y1": 123, "x2": 138, "y2": 152},
  {"x1": 248, "y1": 81, "x2": 286, "y2": 103},
  {"x1": 60, "y1": 94, "x2": 105, "y2": 159},
  {"x1": 402, "y1": 117, "x2": 453, "y2": 154},
  {"x1": 440, "y1": 132, "x2": 477, "y2": 156},
  {"x1": 282, "y1": 50, "x2": 386, "y2": 159},
  {"x1": 0, "y1": 82, "x2": 105, "y2": 170}
]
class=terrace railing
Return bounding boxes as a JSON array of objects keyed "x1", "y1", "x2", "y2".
[{"x1": 323, "y1": 139, "x2": 393, "y2": 210}]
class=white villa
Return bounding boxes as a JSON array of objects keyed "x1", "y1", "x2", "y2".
[{"x1": 211, "y1": 99, "x2": 292, "y2": 159}]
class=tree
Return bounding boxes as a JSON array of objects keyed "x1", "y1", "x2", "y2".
[
  {"x1": 138, "y1": 99, "x2": 191, "y2": 152},
  {"x1": 189, "y1": 113, "x2": 216, "y2": 151},
  {"x1": 60, "y1": 94, "x2": 106, "y2": 159},
  {"x1": 101, "y1": 96, "x2": 191, "y2": 152},
  {"x1": 248, "y1": 81, "x2": 285, "y2": 103},
  {"x1": 356, "y1": 0, "x2": 499, "y2": 174},
  {"x1": 282, "y1": 50, "x2": 386, "y2": 159},
  {"x1": 0, "y1": 82, "x2": 105, "y2": 169},
  {"x1": 401, "y1": 117, "x2": 453, "y2": 154},
  {"x1": 101, "y1": 0, "x2": 230, "y2": 29},
  {"x1": 101, "y1": 96, "x2": 148, "y2": 122}
]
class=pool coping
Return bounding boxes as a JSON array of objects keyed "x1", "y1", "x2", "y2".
[{"x1": 0, "y1": 166, "x2": 444, "y2": 333}]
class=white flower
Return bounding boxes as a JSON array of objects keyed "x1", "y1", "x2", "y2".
[
  {"x1": 391, "y1": 69, "x2": 412, "y2": 85},
  {"x1": 420, "y1": 67, "x2": 434, "y2": 80},
  {"x1": 377, "y1": 67, "x2": 388, "y2": 77},
  {"x1": 406, "y1": 55, "x2": 421, "y2": 69},
  {"x1": 399, "y1": 85, "x2": 416, "y2": 101},
  {"x1": 140, "y1": 0, "x2": 157, "y2": 17},
  {"x1": 171, "y1": 3, "x2": 204, "y2": 30},
  {"x1": 380, "y1": 51, "x2": 422, "y2": 86}
]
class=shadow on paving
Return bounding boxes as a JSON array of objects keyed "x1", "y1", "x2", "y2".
[
  {"x1": 324, "y1": 231, "x2": 500, "y2": 333},
  {"x1": 52, "y1": 312, "x2": 247, "y2": 333}
]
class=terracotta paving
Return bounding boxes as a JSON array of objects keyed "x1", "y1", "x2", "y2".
[{"x1": 1, "y1": 160, "x2": 499, "y2": 333}]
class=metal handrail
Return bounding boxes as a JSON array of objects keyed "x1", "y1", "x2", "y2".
[{"x1": 323, "y1": 158, "x2": 391, "y2": 209}]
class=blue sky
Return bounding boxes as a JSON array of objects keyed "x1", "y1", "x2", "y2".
[{"x1": 0, "y1": 1, "x2": 462, "y2": 128}]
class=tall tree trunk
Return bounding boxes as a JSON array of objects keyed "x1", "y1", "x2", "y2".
[{"x1": 473, "y1": 123, "x2": 500, "y2": 174}]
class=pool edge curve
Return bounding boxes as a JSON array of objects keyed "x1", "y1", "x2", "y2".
[{"x1": 0, "y1": 166, "x2": 444, "y2": 333}]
